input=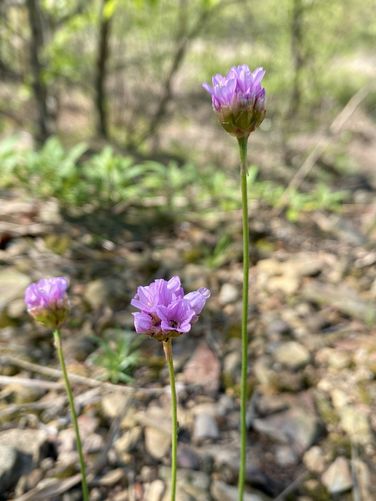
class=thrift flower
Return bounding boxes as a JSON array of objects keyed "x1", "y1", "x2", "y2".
[
  {"x1": 203, "y1": 65, "x2": 266, "y2": 138},
  {"x1": 25, "y1": 277, "x2": 69, "y2": 328},
  {"x1": 131, "y1": 276, "x2": 210, "y2": 341}
]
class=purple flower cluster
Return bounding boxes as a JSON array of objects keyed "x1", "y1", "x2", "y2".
[
  {"x1": 25, "y1": 277, "x2": 69, "y2": 328},
  {"x1": 131, "y1": 276, "x2": 210, "y2": 341},
  {"x1": 203, "y1": 65, "x2": 266, "y2": 138}
]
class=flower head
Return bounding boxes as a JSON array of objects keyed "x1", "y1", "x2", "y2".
[
  {"x1": 25, "y1": 277, "x2": 70, "y2": 328},
  {"x1": 131, "y1": 276, "x2": 210, "y2": 341},
  {"x1": 203, "y1": 65, "x2": 266, "y2": 138}
]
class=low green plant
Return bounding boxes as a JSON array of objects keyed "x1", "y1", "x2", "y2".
[
  {"x1": 203, "y1": 234, "x2": 233, "y2": 269},
  {"x1": 90, "y1": 330, "x2": 142, "y2": 384},
  {"x1": 0, "y1": 136, "x2": 348, "y2": 221}
]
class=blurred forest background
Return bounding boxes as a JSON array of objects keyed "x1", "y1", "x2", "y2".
[{"x1": 1, "y1": 0, "x2": 376, "y2": 500}]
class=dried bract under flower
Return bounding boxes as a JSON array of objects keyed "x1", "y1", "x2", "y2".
[
  {"x1": 203, "y1": 65, "x2": 266, "y2": 138},
  {"x1": 131, "y1": 276, "x2": 210, "y2": 341}
]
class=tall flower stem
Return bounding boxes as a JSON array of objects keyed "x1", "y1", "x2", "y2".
[
  {"x1": 163, "y1": 338, "x2": 178, "y2": 501},
  {"x1": 53, "y1": 329, "x2": 89, "y2": 501},
  {"x1": 238, "y1": 136, "x2": 250, "y2": 501}
]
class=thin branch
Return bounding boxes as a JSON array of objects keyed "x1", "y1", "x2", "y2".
[
  {"x1": 0, "y1": 398, "x2": 64, "y2": 418},
  {"x1": 142, "y1": 0, "x2": 238, "y2": 143},
  {"x1": 277, "y1": 85, "x2": 371, "y2": 213},
  {"x1": 0, "y1": 355, "x2": 165, "y2": 395},
  {"x1": 0, "y1": 375, "x2": 63, "y2": 390},
  {"x1": 273, "y1": 471, "x2": 308, "y2": 501}
]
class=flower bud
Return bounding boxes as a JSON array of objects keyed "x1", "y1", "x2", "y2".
[
  {"x1": 25, "y1": 277, "x2": 69, "y2": 329},
  {"x1": 203, "y1": 65, "x2": 266, "y2": 139}
]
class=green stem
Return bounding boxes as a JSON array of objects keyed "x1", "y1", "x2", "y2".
[
  {"x1": 237, "y1": 136, "x2": 249, "y2": 501},
  {"x1": 163, "y1": 338, "x2": 178, "y2": 501},
  {"x1": 53, "y1": 329, "x2": 89, "y2": 501}
]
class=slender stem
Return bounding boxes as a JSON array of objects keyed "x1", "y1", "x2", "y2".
[
  {"x1": 163, "y1": 338, "x2": 178, "y2": 501},
  {"x1": 237, "y1": 136, "x2": 250, "y2": 501},
  {"x1": 53, "y1": 329, "x2": 89, "y2": 501}
]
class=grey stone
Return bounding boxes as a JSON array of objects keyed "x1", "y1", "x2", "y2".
[
  {"x1": 193, "y1": 413, "x2": 219, "y2": 443},
  {"x1": 273, "y1": 341, "x2": 310, "y2": 369},
  {"x1": 177, "y1": 444, "x2": 201, "y2": 470},
  {"x1": 84, "y1": 278, "x2": 124, "y2": 309},
  {"x1": 144, "y1": 479, "x2": 165, "y2": 501},
  {"x1": 303, "y1": 446, "x2": 325, "y2": 474},
  {"x1": 352, "y1": 458, "x2": 371, "y2": 500},
  {"x1": 162, "y1": 468, "x2": 210, "y2": 501},
  {"x1": 145, "y1": 427, "x2": 170, "y2": 460},
  {"x1": 321, "y1": 456, "x2": 352, "y2": 494},
  {"x1": 275, "y1": 445, "x2": 297, "y2": 466},
  {"x1": 219, "y1": 283, "x2": 239, "y2": 305},
  {"x1": 254, "y1": 357, "x2": 276, "y2": 387},
  {"x1": 183, "y1": 342, "x2": 220, "y2": 393},
  {"x1": 340, "y1": 406, "x2": 372, "y2": 445},
  {"x1": 115, "y1": 426, "x2": 142, "y2": 455},
  {"x1": 211, "y1": 480, "x2": 266, "y2": 501},
  {"x1": 223, "y1": 350, "x2": 241, "y2": 377},
  {"x1": 101, "y1": 392, "x2": 130, "y2": 419},
  {"x1": 302, "y1": 282, "x2": 376, "y2": 324}
]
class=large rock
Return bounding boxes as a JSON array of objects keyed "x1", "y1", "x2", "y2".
[
  {"x1": 0, "y1": 429, "x2": 50, "y2": 493},
  {"x1": 0, "y1": 444, "x2": 22, "y2": 493},
  {"x1": 253, "y1": 407, "x2": 320, "y2": 455},
  {"x1": 0, "y1": 429, "x2": 50, "y2": 463}
]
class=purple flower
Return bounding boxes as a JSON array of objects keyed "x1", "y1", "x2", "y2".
[
  {"x1": 131, "y1": 276, "x2": 210, "y2": 341},
  {"x1": 157, "y1": 299, "x2": 195, "y2": 334},
  {"x1": 203, "y1": 65, "x2": 266, "y2": 138},
  {"x1": 25, "y1": 277, "x2": 69, "y2": 328}
]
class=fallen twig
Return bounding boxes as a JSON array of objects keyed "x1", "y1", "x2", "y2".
[
  {"x1": 1, "y1": 354, "x2": 165, "y2": 395},
  {"x1": 273, "y1": 470, "x2": 308, "y2": 501},
  {"x1": 12, "y1": 474, "x2": 84, "y2": 501},
  {"x1": 0, "y1": 375, "x2": 63, "y2": 390}
]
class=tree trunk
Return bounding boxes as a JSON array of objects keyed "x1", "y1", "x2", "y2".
[
  {"x1": 26, "y1": 0, "x2": 52, "y2": 145},
  {"x1": 289, "y1": 0, "x2": 305, "y2": 119},
  {"x1": 95, "y1": 0, "x2": 111, "y2": 139},
  {"x1": 143, "y1": 4, "x2": 211, "y2": 145}
]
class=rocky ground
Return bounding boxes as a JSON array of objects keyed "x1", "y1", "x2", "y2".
[{"x1": 1, "y1": 109, "x2": 376, "y2": 500}]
